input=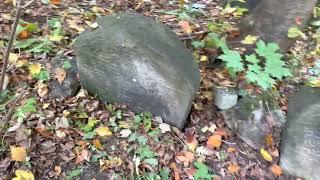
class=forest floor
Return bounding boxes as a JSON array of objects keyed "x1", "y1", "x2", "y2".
[{"x1": 0, "y1": 0, "x2": 318, "y2": 179}]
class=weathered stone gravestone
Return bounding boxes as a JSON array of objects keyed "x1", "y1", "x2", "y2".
[
  {"x1": 74, "y1": 12, "x2": 200, "y2": 129},
  {"x1": 280, "y1": 87, "x2": 320, "y2": 180},
  {"x1": 223, "y1": 95, "x2": 285, "y2": 149},
  {"x1": 236, "y1": 0, "x2": 317, "y2": 51}
]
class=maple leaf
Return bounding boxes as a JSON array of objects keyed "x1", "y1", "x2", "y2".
[
  {"x1": 218, "y1": 50, "x2": 244, "y2": 76},
  {"x1": 228, "y1": 163, "x2": 240, "y2": 173},
  {"x1": 207, "y1": 135, "x2": 222, "y2": 149},
  {"x1": 193, "y1": 162, "x2": 213, "y2": 180},
  {"x1": 270, "y1": 164, "x2": 283, "y2": 176}
]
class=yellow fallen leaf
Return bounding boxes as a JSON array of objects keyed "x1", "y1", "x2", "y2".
[
  {"x1": 100, "y1": 157, "x2": 123, "y2": 171},
  {"x1": 95, "y1": 126, "x2": 112, "y2": 137},
  {"x1": 241, "y1": 35, "x2": 259, "y2": 45},
  {"x1": 67, "y1": 19, "x2": 85, "y2": 33},
  {"x1": 200, "y1": 55, "x2": 208, "y2": 62},
  {"x1": 10, "y1": 146, "x2": 27, "y2": 162},
  {"x1": 92, "y1": 139, "x2": 103, "y2": 150},
  {"x1": 28, "y1": 63, "x2": 41, "y2": 76},
  {"x1": 16, "y1": 59, "x2": 29, "y2": 67},
  {"x1": 9, "y1": 53, "x2": 19, "y2": 64},
  {"x1": 49, "y1": 34, "x2": 64, "y2": 42},
  {"x1": 36, "y1": 81, "x2": 48, "y2": 98},
  {"x1": 309, "y1": 79, "x2": 320, "y2": 87},
  {"x1": 12, "y1": 169, "x2": 34, "y2": 180},
  {"x1": 260, "y1": 148, "x2": 273, "y2": 162}
]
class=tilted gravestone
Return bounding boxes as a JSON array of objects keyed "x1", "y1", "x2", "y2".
[
  {"x1": 74, "y1": 12, "x2": 200, "y2": 129},
  {"x1": 280, "y1": 87, "x2": 320, "y2": 180},
  {"x1": 236, "y1": 0, "x2": 317, "y2": 52},
  {"x1": 223, "y1": 95, "x2": 285, "y2": 150}
]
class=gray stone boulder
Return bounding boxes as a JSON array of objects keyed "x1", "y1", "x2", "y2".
[
  {"x1": 280, "y1": 86, "x2": 320, "y2": 180},
  {"x1": 223, "y1": 95, "x2": 285, "y2": 149},
  {"x1": 74, "y1": 12, "x2": 200, "y2": 129}
]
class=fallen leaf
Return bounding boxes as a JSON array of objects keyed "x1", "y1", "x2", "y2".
[
  {"x1": 12, "y1": 169, "x2": 34, "y2": 180},
  {"x1": 208, "y1": 124, "x2": 217, "y2": 133},
  {"x1": 54, "y1": 166, "x2": 62, "y2": 176},
  {"x1": 95, "y1": 126, "x2": 112, "y2": 137},
  {"x1": 50, "y1": 0, "x2": 61, "y2": 5},
  {"x1": 100, "y1": 157, "x2": 123, "y2": 171},
  {"x1": 207, "y1": 135, "x2": 222, "y2": 149},
  {"x1": 265, "y1": 134, "x2": 274, "y2": 146},
  {"x1": 241, "y1": 35, "x2": 258, "y2": 44},
  {"x1": 92, "y1": 139, "x2": 103, "y2": 150},
  {"x1": 228, "y1": 163, "x2": 240, "y2": 173},
  {"x1": 10, "y1": 146, "x2": 27, "y2": 162},
  {"x1": 200, "y1": 55, "x2": 208, "y2": 62},
  {"x1": 36, "y1": 81, "x2": 48, "y2": 98},
  {"x1": 170, "y1": 163, "x2": 180, "y2": 180},
  {"x1": 35, "y1": 125, "x2": 52, "y2": 138},
  {"x1": 67, "y1": 19, "x2": 85, "y2": 33},
  {"x1": 186, "y1": 136, "x2": 198, "y2": 152},
  {"x1": 55, "y1": 117, "x2": 69, "y2": 130},
  {"x1": 227, "y1": 147, "x2": 236, "y2": 153},
  {"x1": 179, "y1": 21, "x2": 192, "y2": 34},
  {"x1": 55, "y1": 68, "x2": 66, "y2": 84},
  {"x1": 16, "y1": 59, "x2": 28, "y2": 67},
  {"x1": 28, "y1": 63, "x2": 41, "y2": 76},
  {"x1": 176, "y1": 151, "x2": 195, "y2": 166},
  {"x1": 270, "y1": 164, "x2": 282, "y2": 176},
  {"x1": 120, "y1": 129, "x2": 132, "y2": 137},
  {"x1": 260, "y1": 148, "x2": 273, "y2": 162},
  {"x1": 159, "y1": 123, "x2": 171, "y2": 133},
  {"x1": 9, "y1": 53, "x2": 19, "y2": 64},
  {"x1": 75, "y1": 149, "x2": 90, "y2": 164},
  {"x1": 18, "y1": 30, "x2": 29, "y2": 39}
]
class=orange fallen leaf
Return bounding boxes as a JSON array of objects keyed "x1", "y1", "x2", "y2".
[
  {"x1": 228, "y1": 163, "x2": 240, "y2": 173},
  {"x1": 270, "y1": 164, "x2": 282, "y2": 176},
  {"x1": 35, "y1": 125, "x2": 52, "y2": 138},
  {"x1": 18, "y1": 30, "x2": 29, "y2": 39},
  {"x1": 170, "y1": 163, "x2": 180, "y2": 180},
  {"x1": 185, "y1": 128, "x2": 198, "y2": 152},
  {"x1": 227, "y1": 147, "x2": 236, "y2": 153},
  {"x1": 10, "y1": 146, "x2": 27, "y2": 162},
  {"x1": 176, "y1": 151, "x2": 195, "y2": 166},
  {"x1": 179, "y1": 20, "x2": 192, "y2": 34},
  {"x1": 265, "y1": 134, "x2": 274, "y2": 146},
  {"x1": 92, "y1": 139, "x2": 103, "y2": 150},
  {"x1": 207, "y1": 134, "x2": 222, "y2": 149},
  {"x1": 50, "y1": 0, "x2": 61, "y2": 5}
]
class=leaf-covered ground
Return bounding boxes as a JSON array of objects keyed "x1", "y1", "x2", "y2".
[{"x1": 0, "y1": 0, "x2": 319, "y2": 179}]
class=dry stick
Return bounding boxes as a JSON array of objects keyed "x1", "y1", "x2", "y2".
[
  {"x1": 0, "y1": 0, "x2": 34, "y2": 94},
  {"x1": 0, "y1": 0, "x2": 24, "y2": 95}
]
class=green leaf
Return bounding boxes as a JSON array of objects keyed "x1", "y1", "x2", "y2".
[
  {"x1": 288, "y1": 27, "x2": 305, "y2": 38},
  {"x1": 38, "y1": 69, "x2": 50, "y2": 81},
  {"x1": 81, "y1": 118, "x2": 99, "y2": 133},
  {"x1": 311, "y1": 20, "x2": 320, "y2": 26},
  {"x1": 15, "y1": 39, "x2": 37, "y2": 49},
  {"x1": 14, "y1": 98, "x2": 37, "y2": 120},
  {"x1": 143, "y1": 158, "x2": 158, "y2": 167},
  {"x1": 66, "y1": 168, "x2": 83, "y2": 180},
  {"x1": 160, "y1": 168, "x2": 171, "y2": 180},
  {"x1": 62, "y1": 61, "x2": 72, "y2": 69},
  {"x1": 193, "y1": 162, "x2": 213, "y2": 180},
  {"x1": 218, "y1": 50, "x2": 244, "y2": 74},
  {"x1": 83, "y1": 131, "x2": 96, "y2": 140},
  {"x1": 191, "y1": 40, "x2": 205, "y2": 49},
  {"x1": 245, "y1": 54, "x2": 259, "y2": 64},
  {"x1": 137, "y1": 145, "x2": 155, "y2": 159}
]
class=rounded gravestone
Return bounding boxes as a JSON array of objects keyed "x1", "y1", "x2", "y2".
[
  {"x1": 74, "y1": 12, "x2": 200, "y2": 129},
  {"x1": 280, "y1": 86, "x2": 320, "y2": 180}
]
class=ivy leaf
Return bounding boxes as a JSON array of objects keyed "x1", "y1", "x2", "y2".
[
  {"x1": 193, "y1": 162, "x2": 213, "y2": 180},
  {"x1": 143, "y1": 158, "x2": 158, "y2": 167},
  {"x1": 191, "y1": 40, "x2": 205, "y2": 49},
  {"x1": 245, "y1": 54, "x2": 259, "y2": 64},
  {"x1": 160, "y1": 168, "x2": 171, "y2": 180},
  {"x1": 137, "y1": 145, "x2": 155, "y2": 159},
  {"x1": 288, "y1": 27, "x2": 305, "y2": 38}
]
